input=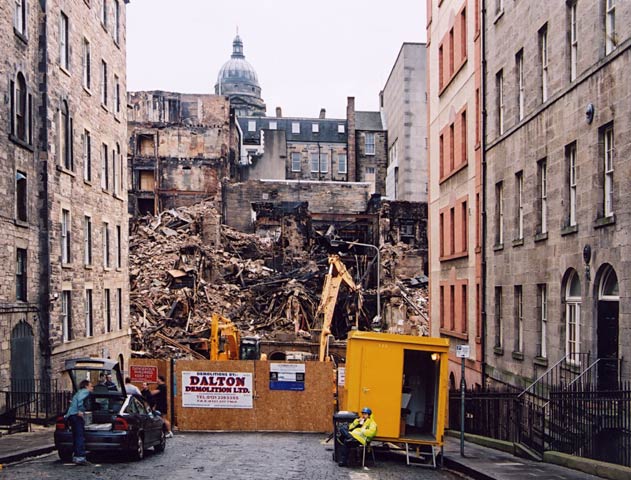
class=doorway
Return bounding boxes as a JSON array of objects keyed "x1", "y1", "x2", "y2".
[
  {"x1": 10, "y1": 320, "x2": 35, "y2": 392},
  {"x1": 597, "y1": 266, "x2": 619, "y2": 390},
  {"x1": 402, "y1": 349, "x2": 439, "y2": 440}
]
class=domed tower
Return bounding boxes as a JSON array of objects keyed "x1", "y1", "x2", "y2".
[{"x1": 215, "y1": 34, "x2": 266, "y2": 117}]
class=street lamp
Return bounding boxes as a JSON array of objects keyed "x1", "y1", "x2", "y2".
[{"x1": 330, "y1": 239, "x2": 380, "y2": 325}]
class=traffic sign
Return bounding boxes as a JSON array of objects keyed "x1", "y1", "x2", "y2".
[{"x1": 456, "y1": 345, "x2": 470, "y2": 358}]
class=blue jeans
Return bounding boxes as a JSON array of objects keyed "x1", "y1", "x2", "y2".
[{"x1": 68, "y1": 414, "x2": 86, "y2": 458}]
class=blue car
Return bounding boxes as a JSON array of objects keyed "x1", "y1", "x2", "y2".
[{"x1": 54, "y1": 358, "x2": 167, "y2": 462}]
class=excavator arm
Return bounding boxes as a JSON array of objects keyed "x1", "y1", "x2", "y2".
[
  {"x1": 210, "y1": 313, "x2": 241, "y2": 360},
  {"x1": 317, "y1": 255, "x2": 362, "y2": 362}
]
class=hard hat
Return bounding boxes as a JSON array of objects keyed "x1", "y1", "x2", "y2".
[{"x1": 361, "y1": 407, "x2": 372, "y2": 415}]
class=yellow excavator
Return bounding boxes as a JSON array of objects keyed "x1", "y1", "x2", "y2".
[
  {"x1": 316, "y1": 255, "x2": 362, "y2": 362},
  {"x1": 209, "y1": 312, "x2": 263, "y2": 360}
]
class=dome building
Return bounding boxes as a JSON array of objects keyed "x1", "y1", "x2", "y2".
[{"x1": 214, "y1": 35, "x2": 266, "y2": 117}]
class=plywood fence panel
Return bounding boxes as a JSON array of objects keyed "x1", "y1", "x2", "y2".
[{"x1": 174, "y1": 360, "x2": 335, "y2": 432}]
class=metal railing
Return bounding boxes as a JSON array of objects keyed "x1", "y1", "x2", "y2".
[{"x1": 0, "y1": 379, "x2": 72, "y2": 427}]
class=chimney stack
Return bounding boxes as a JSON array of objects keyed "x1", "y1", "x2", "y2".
[
  {"x1": 319, "y1": 108, "x2": 326, "y2": 119},
  {"x1": 275, "y1": 106, "x2": 282, "y2": 118}
]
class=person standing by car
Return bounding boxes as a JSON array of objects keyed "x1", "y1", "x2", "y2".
[
  {"x1": 141, "y1": 382, "x2": 154, "y2": 408},
  {"x1": 151, "y1": 376, "x2": 173, "y2": 437},
  {"x1": 124, "y1": 377, "x2": 141, "y2": 396},
  {"x1": 65, "y1": 379, "x2": 93, "y2": 465}
]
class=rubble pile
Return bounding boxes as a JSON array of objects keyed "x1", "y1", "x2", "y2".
[
  {"x1": 129, "y1": 201, "x2": 329, "y2": 358},
  {"x1": 129, "y1": 200, "x2": 430, "y2": 359}
]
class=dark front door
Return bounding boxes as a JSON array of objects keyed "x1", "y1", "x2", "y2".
[
  {"x1": 597, "y1": 301, "x2": 619, "y2": 390},
  {"x1": 10, "y1": 321, "x2": 35, "y2": 392}
]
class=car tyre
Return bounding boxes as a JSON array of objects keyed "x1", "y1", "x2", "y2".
[
  {"x1": 58, "y1": 449, "x2": 73, "y2": 463},
  {"x1": 154, "y1": 429, "x2": 166, "y2": 453},
  {"x1": 131, "y1": 434, "x2": 145, "y2": 461}
]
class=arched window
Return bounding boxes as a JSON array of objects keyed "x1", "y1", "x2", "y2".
[
  {"x1": 60, "y1": 100, "x2": 73, "y2": 170},
  {"x1": 10, "y1": 72, "x2": 32, "y2": 146},
  {"x1": 564, "y1": 269, "x2": 581, "y2": 364}
]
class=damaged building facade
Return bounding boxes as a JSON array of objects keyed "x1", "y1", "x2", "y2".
[
  {"x1": 0, "y1": 0, "x2": 131, "y2": 390},
  {"x1": 127, "y1": 91, "x2": 237, "y2": 216}
]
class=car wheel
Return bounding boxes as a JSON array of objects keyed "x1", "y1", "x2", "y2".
[
  {"x1": 154, "y1": 429, "x2": 166, "y2": 453},
  {"x1": 131, "y1": 434, "x2": 145, "y2": 461},
  {"x1": 58, "y1": 449, "x2": 73, "y2": 463}
]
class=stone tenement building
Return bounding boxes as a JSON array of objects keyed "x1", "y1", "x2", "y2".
[
  {"x1": 127, "y1": 91, "x2": 236, "y2": 216},
  {"x1": 380, "y1": 42, "x2": 428, "y2": 203},
  {"x1": 428, "y1": 0, "x2": 483, "y2": 388},
  {"x1": 0, "y1": 0, "x2": 130, "y2": 389},
  {"x1": 484, "y1": 1, "x2": 630, "y2": 389}
]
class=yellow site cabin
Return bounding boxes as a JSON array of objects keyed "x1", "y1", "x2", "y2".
[{"x1": 343, "y1": 330, "x2": 450, "y2": 466}]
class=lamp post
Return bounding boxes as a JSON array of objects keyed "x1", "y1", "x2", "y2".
[{"x1": 331, "y1": 239, "x2": 380, "y2": 324}]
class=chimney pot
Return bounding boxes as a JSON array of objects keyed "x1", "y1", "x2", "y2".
[
  {"x1": 319, "y1": 108, "x2": 326, "y2": 119},
  {"x1": 275, "y1": 107, "x2": 282, "y2": 118}
]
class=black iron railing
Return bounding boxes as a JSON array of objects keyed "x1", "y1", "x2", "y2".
[{"x1": 0, "y1": 379, "x2": 72, "y2": 427}]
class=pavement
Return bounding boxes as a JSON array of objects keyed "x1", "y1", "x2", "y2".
[{"x1": 0, "y1": 426, "x2": 626, "y2": 479}]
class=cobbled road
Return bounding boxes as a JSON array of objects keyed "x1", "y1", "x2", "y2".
[{"x1": 2, "y1": 432, "x2": 469, "y2": 480}]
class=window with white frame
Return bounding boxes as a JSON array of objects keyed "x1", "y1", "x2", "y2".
[
  {"x1": 117, "y1": 287, "x2": 122, "y2": 330},
  {"x1": 606, "y1": 0, "x2": 616, "y2": 54},
  {"x1": 312, "y1": 123, "x2": 319, "y2": 133},
  {"x1": 100, "y1": 60, "x2": 108, "y2": 106},
  {"x1": 61, "y1": 209, "x2": 71, "y2": 264},
  {"x1": 15, "y1": 0, "x2": 27, "y2": 36},
  {"x1": 495, "y1": 182, "x2": 504, "y2": 245},
  {"x1": 101, "y1": 0, "x2": 108, "y2": 28},
  {"x1": 516, "y1": 50, "x2": 524, "y2": 121},
  {"x1": 84, "y1": 215, "x2": 92, "y2": 266},
  {"x1": 567, "y1": 142, "x2": 577, "y2": 226},
  {"x1": 291, "y1": 122, "x2": 300, "y2": 134},
  {"x1": 570, "y1": 2, "x2": 578, "y2": 81},
  {"x1": 101, "y1": 143, "x2": 109, "y2": 190},
  {"x1": 62, "y1": 290, "x2": 72, "y2": 341},
  {"x1": 538, "y1": 284, "x2": 547, "y2": 358},
  {"x1": 116, "y1": 225, "x2": 121, "y2": 268},
  {"x1": 338, "y1": 153, "x2": 347, "y2": 174},
  {"x1": 338, "y1": 124, "x2": 345, "y2": 134},
  {"x1": 310, "y1": 152, "x2": 319, "y2": 173},
  {"x1": 60, "y1": 100, "x2": 73, "y2": 170},
  {"x1": 539, "y1": 159, "x2": 547, "y2": 234},
  {"x1": 83, "y1": 38, "x2": 91, "y2": 90},
  {"x1": 565, "y1": 269, "x2": 581, "y2": 364},
  {"x1": 291, "y1": 152, "x2": 301, "y2": 172},
  {"x1": 497, "y1": 70, "x2": 504, "y2": 134},
  {"x1": 114, "y1": 75, "x2": 120, "y2": 114},
  {"x1": 85, "y1": 289, "x2": 93, "y2": 337},
  {"x1": 494, "y1": 287, "x2": 503, "y2": 348},
  {"x1": 515, "y1": 171, "x2": 523, "y2": 239},
  {"x1": 319, "y1": 153, "x2": 328, "y2": 173},
  {"x1": 514, "y1": 286, "x2": 523, "y2": 353},
  {"x1": 268, "y1": 121, "x2": 277, "y2": 130},
  {"x1": 11, "y1": 72, "x2": 33, "y2": 145},
  {"x1": 104, "y1": 288, "x2": 111, "y2": 332},
  {"x1": 365, "y1": 132, "x2": 375, "y2": 155},
  {"x1": 103, "y1": 222, "x2": 110, "y2": 268},
  {"x1": 113, "y1": 0, "x2": 120, "y2": 43},
  {"x1": 540, "y1": 25, "x2": 548, "y2": 102},
  {"x1": 83, "y1": 130, "x2": 91, "y2": 182},
  {"x1": 60, "y1": 12, "x2": 69, "y2": 70},
  {"x1": 604, "y1": 125, "x2": 614, "y2": 217},
  {"x1": 16, "y1": 171, "x2": 27, "y2": 223},
  {"x1": 248, "y1": 120, "x2": 256, "y2": 132}
]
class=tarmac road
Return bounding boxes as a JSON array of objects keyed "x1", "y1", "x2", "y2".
[{"x1": 1, "y1": 432, "x2": 468, "y2": 480}]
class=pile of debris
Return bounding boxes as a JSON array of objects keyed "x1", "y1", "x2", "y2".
[{"x1": 129, "y1": 199, "x2": 429, "y2": 359}]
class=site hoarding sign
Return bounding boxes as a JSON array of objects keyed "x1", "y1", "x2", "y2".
[
  {"x1": 269, "y1": 363, "x2": 305, "y2": 391},
  {"x1": 182, "y1": 371, "x2": 253, "y2": 409},
  {"x1": 130, "y1": 365, "x2": 158, "y2": 383}
]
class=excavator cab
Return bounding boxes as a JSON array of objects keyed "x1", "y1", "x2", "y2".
[{"x1": 240, "y1": 337, "x2": 261, "y2": 360}]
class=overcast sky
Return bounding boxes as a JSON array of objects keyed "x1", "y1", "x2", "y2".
[{"x1": 127, "y1": 0, "x2": 426, "y2": 119}]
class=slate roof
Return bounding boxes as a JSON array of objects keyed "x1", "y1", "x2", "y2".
[
  {"x1": 238, "y1": 117, "x2": 348, "y2": 144},
  {"x1": 356, "y1": 111, "x2": 383, "y2": 131}
]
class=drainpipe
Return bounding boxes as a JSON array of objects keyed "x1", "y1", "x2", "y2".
[{"x1": 480, "y1": 0, "x2": 488, "y2": 386}]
